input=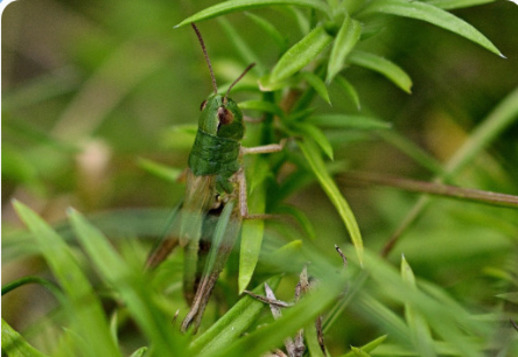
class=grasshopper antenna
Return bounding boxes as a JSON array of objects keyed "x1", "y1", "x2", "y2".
[
  {"x1": 225, "y1": 63, "x2": 255, "y2": 101},
  {"x1": 191, "y1": 23, "x2": 218, "y2": 95}
]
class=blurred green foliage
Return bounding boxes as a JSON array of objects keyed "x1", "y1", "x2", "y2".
[{"x1": 2, "y1": 0, "x2": 518, "y2": 356}]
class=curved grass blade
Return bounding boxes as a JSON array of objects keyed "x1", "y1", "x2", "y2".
[
  {"x1": 424, "y1": 0, "x2": 495, "y2": 10},
  {"x1": 2, "y1": 319, "x2": 48, "y2": 357},
  {"x1": 239, "y1": 100, "x2": 285, "y2": 117},
  {"x1": 294, "y1": 122, "x2": 334, "y2": 160},
  {"x1": 336, "y1": 76, "x2": 361, "y2": 110},
  {"x1": 218, "y1": 17, "x2": 265, "y2": 73},
  {"x1": 361, "y1": 0, "x2": 504, "y2": 57},
  {"x1": 297, "y1": 139, "x2": 364, "y2": 266},
  {"x1": 401, "y1": 256, "x2": 437, "y2": 357},
  {"x1": 327, "y1": 15, "x2": 362, "y2": 83},
  {"x1": 270, "y1": 25, "x2": 333, "y2": 84},
  {"x1": 68, "y1": 209, "x2": 186, "y2": 356},
  {"x1": 190, "y1": 276, "x2": 281, "y2": 355},
  {"x1": 175, "y1": 0, "x2": 330, "y2": 28},
  {"x1": 348, "y1": 50, "x2": 412, "y2": 93},
  {"x1": 300, "y1": 71, "x2": 331, "y2": 104},
  {"x1": 12, "y1": 201, "x2": 121, "y2": 357},
  {"x1": 239, "y1": 157, "x2": 269, "y2": 293},
  {"x1": 307, "y1": 114, "x2": 390, "y2": 130},
  {"x1": 340, "y1": 335, "x2": 388, "y2": 357},
  {"x1": 206, "y1": 270, "x2": 348, "y2": 357},
  {"x1": 245, "y1": 12, "x2": 288, "y2": 51}
]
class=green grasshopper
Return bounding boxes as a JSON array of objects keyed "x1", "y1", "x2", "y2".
[{"x1": 146, "y1": 23, "x2": 284, "y2": 332}]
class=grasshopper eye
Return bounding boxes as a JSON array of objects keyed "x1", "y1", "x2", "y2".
[
  {"x1": 200, "y1": 100, "x2": 207, "y2": 111},
  {"x1": 217, "y1": 106, "x2": 234, "y2": 125}
]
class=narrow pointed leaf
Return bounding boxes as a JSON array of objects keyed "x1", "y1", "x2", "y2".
[
  {"x1": 68, "y1": 209, "x2": 185, "y2": 356},
  {"x1": 175, "y1": 0, "x2": 330, "y2": 28},
  {"x1": 362, "y1": 0, "x2": 503, "y2": 57},
  {"x1": 239, "y1": 100, "x2": 285, "y2": 117},
  {"x1": 425, "y1": 0, "x2": 495, "y2": 10},
  {"x1": 12, "y1": 201, "x2": 121, "y2": 357},
  {"x1": 239, "y1": 157, "x2": 269, "y2": 293},
  {"x1": 401, "y1": 256, "x2": 437, "y2": 357},
  {"x1": 327, "y1": 15, "x2": 362, "y2": 83},
  {"x1": 2, "y1": 319, "x2": 48, "y2": 357},
  {"x1": 294, "y1": 122, "x2": 334, "y2": 160},
  {"x1": 218, "y1": 18, "x2": 265, "y2": 73},
  {"x1": 349, "y1": 50, "x2": 412, "y2": 93},
  {"x1": 336, "y1": 76, "x2": 361, "y2": 110},
  {"x1": 190, "y1": 276, "x2": 282, "y2": 355},
  {"x1": 341, "y1": 335, "x2": 388, "y2": 357},
  {"x1": 300, "y1": 71, "x2": 331, "y2": 104},
  {"x1": 270, "y1": 26, "x2": 333, "y2": 84},
  {"x1": 245, "y1": 12, "x2": 288, "y2": 51},
  {"x1": 307, "y1": 114, "x2": 390, "y2": 130},
  {"x1": 297, "y1": 140, "x2": 364, "y2": 265}
]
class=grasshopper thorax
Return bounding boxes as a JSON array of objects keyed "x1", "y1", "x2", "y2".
[{"x1": 198, "y1": 94, "x2": 244, "y2": 141}]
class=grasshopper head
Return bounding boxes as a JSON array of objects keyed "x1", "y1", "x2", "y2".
[{"x1": 198, "y1": 94, "x2": 244, "y2": 141}]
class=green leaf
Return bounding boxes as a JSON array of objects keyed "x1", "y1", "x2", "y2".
[
  {"x1": 12, "y1": 201, "x2": 121, "y2": 357},
  {"x1": 340, "y1": 335, "x2": 388, "y2": 357},
  {"x1": 239, "y1": 100, "x2": 285, "y2": 117},
  {"x1": 68, "y1": 209, "x2": 186, "y2": 356},
  {"x1": 335, "y1": 76, "x2": 361, "y2": 110},
  {"x1": 327, "y1": 15, "x2": 362, "y2": 83},
  {"x1": 424, "y1": 0, "x2": 495, "y2": 10},
  {"x1": 401, "y1": 256, "x2": 437, "y2": 357},
  {"x1": 300, "y1": 71, "x2": 331, "y2": 104},
  {"x1": 190, "y1": 276, "x2": 281, "y2": 355},
  {"x1": 175, "y1": 0, "x2": 330, "y2": 28},
  {"x1": 275, "y1": 205, "x2": 316, "y2": 239},
  {"x1": 2, "y1": 319, "x2": 49, "y2": 357},
  {"x1": 218, "y1": 18, "x2": 265, "y2": 73},
  {"x1": 293, "y1": 122, "x2": 334, "y2": 160},
  {"x1": 305, "y1": 320, "x2": 327, "y2": 357},
  {"x1": 362, "y1": 0, "x2": 503, "y2": 57},
  {"x1": 307, "y1": 114, "x2": 390, "y2": 130},
  {"x1": 270, "y1": 25, "x2": 333, "y2": 84},
  {"x1": 239, "y1": 157, "x2": 270, "y2": 293},
  {"x1": 245, "y1": 12, "x2": 288, "y2": 51},
  {"x1": 137, "y1": 157, "x2": 183, "y2": 182},
  {"x1": 209, "y1": 272, "x2": 347, "y2": 357},
  {"x1": 348, "y1": 50, "x2": 412, "y2": 93},
  {"x1": 297, "y1": 140, "x2": 364, "y2": 265},
  {"x1": 129, "y1": 347, "x2": 148, "y2": 357}
]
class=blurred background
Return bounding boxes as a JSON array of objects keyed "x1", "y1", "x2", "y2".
[{"x1": 3, "y1": 0, "x2": 518, "y2": 352}]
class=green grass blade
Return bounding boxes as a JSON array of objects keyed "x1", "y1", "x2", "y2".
[
  {"x1": 362, "y1": 0, "x2": 504, "y2": 57},
  {"x1": 327, "y1": 15, "x2": 362, "y2": 83},
  {"x1": 245, "y1": 12, "x2": 288, "y2": 51},
  {"x1": 340, "y1": 335, "x2": 387, "y2": 357},
  {"x1": 348, "y1": 50, "x2": 412, "y2": 93},
  {"x1": 294, "y1": 122, "x2": 334, "y2": 160},
  {"x1": 218, "y1": 17, "x2": 266, "y2": 73},
  {"x1": 68, "y1": 209, "x2": 186, "y2": 356},
  {"x1": 137, "y1": 157, "x2": 183, "y2": 182},
  {"x1": 297, "y1": 139, "x2": 364, "y2": 266},
  {"x1": 12, "y1": 201, "x2": 121, "y2": 357},
  {"x1": 401, "y1": 256, "x2": 437, "y2": 357},
  {"x1": 424, "y1": 0, "x2": 495, "y2": 10},
  {"x1": 191, "y1": 276, "x2": 281, "y2": 355},
  {"x1": 300, "y1": 71, "x2": 331, "y2": 104},
  {"x1": 335, "y1": 76, "x2": 361, "y2": 110},
  {"x1": 239, "y1": 100, "x2": 285, "y2": 117},
  {"x1": 206, "y1": 272, "x2": 348, "y2": 357},
  {"x1": 270, "y1": 25, "x2": 333, "y2": 84},
  {"x1": 239, "y1": 157, "x2": 269, "y2": 293},
  {"x1": 307, "y1": 114, "x2": 390, "y2": 130},
  {"x1": 175, "y1": 0, "x2": 330, "y2": 28},
  {"x1": 2, "y1": 319, "x2": 49, "y2": 357}
]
